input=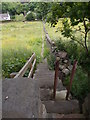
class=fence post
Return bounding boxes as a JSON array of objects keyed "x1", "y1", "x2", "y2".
[
  {"x1": 66, "y1": 60, "x2": 78, "y2": 100},
  {"x1": 53, "y1": 57, "x2": 60, "y2": 99}
]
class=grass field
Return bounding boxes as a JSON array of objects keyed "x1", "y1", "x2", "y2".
[{"x1": 2, "y1": 21, "x2": 43, "y2": 78}]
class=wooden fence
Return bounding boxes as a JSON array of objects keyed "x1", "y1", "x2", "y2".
[{"x1": 14, "y1": 53, "x2": 36, "y2": 78}]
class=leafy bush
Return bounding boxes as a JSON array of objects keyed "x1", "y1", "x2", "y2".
[
  {"x1": 36, "y1": 13, "x2": 42, "y2": 20},
  {"x1": 63, "y1": 66, "x2": 88, "y2": 101},
  {"x1": 64, "y1": 40, "x2": 78, "y2": 63},
  {"x1": 78, "y1": 50, "x2": 90, "y2": 72},
  {"x1": 15, "y1": 14, "x2": 25, "y2": 21},
  {"x1": 25, "y1": 12, "x2": 35, "y2": 21},
  {"x1": 10, "y1": 15, "x2": 15, "y2": 20},
  {"x1": 55, "y1": 39, "x2": 65, "y2": 51}
]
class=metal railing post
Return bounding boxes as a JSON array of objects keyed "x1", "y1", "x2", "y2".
[
  {"x1": 53, "y1": 57, "x2": 60, "y2": 99},
  {"x1": 66, "y1": 60, "x2": 78, "y2": 100}
]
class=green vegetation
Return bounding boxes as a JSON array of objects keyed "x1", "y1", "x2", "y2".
[
  {"x1": 1, "y1": 2, "x2": 89, "y2": 103},
  {"x1": 45, "y1": 21, "x2": 89, "y2": 101},
  {"x1": 43, "y1": 41, "x2": 50, "y2": 59},
  {"x1": 2, "y1": 21, "x2": 43, "y2": 78},
  {"x1": 25, "y1": 12, "x2": 35, "y2": 21},
  {"x1": 63, "y1": 66, "x2": 88, "y2": 101},
  {"x1": 47, "y1": 54, "x2": 55, "y2": 70},
  {"x1": 15, "y1": 14, "x2": 25, "y2": 21},
  {"x1": 1, "y1": 2, "x2": 51, "y2": 21}
]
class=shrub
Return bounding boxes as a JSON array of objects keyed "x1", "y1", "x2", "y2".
[
  {"x1": 64, "y1": 40, "x2": 78, "y2": 63},
  {"x1": 15, "y1": 14, "x2": 24, "y2": 21},
  {"x1": 25, "y1": 12, "x2": 35, "y2": 21},
  {"x1": 78, "y1": 49, "x2": 90, "y2": 72},
  {"x1": 55, "y1": 39, "x2": 65, "y2": 51},
  {"x1": 11, "y1": 15, "x2": 15, "y2": 20},
  {"x1": 63, "y1": 66, "x2": 88, "y2": 101},
  {"x1": 36, "y1": 13, "x2": 42, "y2": 20}
]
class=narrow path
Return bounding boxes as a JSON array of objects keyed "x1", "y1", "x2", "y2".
[{"x1": 34, "y1": 59, "x2": 54, "y2": 89}]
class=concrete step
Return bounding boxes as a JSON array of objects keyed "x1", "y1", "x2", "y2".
[
  {"x1": 2, "y1": 77, "x2": 42, "y2": 118},
  {"x1": 47, "y1": 113, "x2": 85, "y2": 119},
  {"x1": 42, "y1": 100, "x2": 80, "y2": 114},
  {"x1": 35, "y1": 78, "x2": 54, "y2": 89},
  {"x1": 35, "y1": 70, "x2": 54, "y2": 74},
  {"x1": 40, "y1": 89, "x2": 52, "y2": 101},
  {"x1": 36, "y1": 77, "x2": 54, "y2": 81},
  {"x1": 34, "y1": 71, "x2": 54, "y2": 77}
]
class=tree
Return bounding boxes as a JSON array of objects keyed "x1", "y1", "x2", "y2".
[
  {"x1": 2, "y1": 2, "x2": 30, "y2": 16},
  {"x1": 34, "y1": 3, "x2": 51, "y2": 20},
  {"x1": 25, "y1": 12, "x2": 35, "y2": 21},
  {"x1": 47, "y1": 2, "x2": 90, "y2": 55}
]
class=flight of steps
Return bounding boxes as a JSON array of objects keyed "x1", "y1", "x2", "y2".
[
  {"x1": 2, "y1": 59, "x2": 86, "y2": 119},
  {"x1": 34, "y1": 59, "x2": 85, "y2": 119}
]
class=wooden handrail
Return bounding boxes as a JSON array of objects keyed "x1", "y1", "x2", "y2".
[
  {"x1": 28, "y1": 58, "x2": 36, "y2": 78},
  {"x1": 14, "y1": 53, "x2": 36, "y2": 78}
]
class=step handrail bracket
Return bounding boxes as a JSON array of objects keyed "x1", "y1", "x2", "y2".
[{"x1": 14, "y1": 53, "x2": 36, "y2": 78}]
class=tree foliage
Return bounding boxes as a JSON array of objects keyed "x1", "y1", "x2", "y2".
[
  {"x1": 46, "y1": 2, "x2": 90, "y2": 54},
  {"x1": 25, "y1": 12, "x2": 35, "y2": 21}
]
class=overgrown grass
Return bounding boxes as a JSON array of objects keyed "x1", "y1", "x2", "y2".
[
  {"x1": 2, "y1": 21, "x2": 43, "y2": 78},
  {"x1": 43, "y1": 40, "x2": 50, "y2": 59},
  {"x1": 63, "y1": 66, "x2": 88, "y2": 101}
]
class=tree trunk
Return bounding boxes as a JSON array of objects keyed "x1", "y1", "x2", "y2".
[
  {"x1": 85, "y1": 31, "x2": 89, "y2": 55},
  {"x1": 83, "y1": 18, "x2": 89, "y2": 55}
]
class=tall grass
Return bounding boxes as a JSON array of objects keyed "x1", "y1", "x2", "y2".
[{"x1": 2, "y1": 21, "x2": 43, "y2": 78}]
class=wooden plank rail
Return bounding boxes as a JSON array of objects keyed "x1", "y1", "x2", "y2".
[
  {"x1": 28, "y1": 58, "x2": 36, "y2": 78},
  {"x1": 14, "y1": 53, "x2": 36, "y2": 78}
]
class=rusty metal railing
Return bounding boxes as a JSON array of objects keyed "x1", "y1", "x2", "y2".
[
  {"x1": 66, "y1": 60, "x2": 78, "y2": 100},
  {"x1": 53, "y1": 57, "x2": 77, "y2": 100},
  {"x1": 53, "y1": 57, "x2": 60, "y2": 99}
]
